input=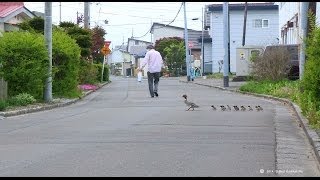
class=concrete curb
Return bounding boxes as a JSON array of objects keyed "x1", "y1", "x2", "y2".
[
  {"x1": 179, "y1": 79, "x2": 320, "y2": 165},
  {"x1": 0, "y1": 81, "x2": 111, "y2": 118}
]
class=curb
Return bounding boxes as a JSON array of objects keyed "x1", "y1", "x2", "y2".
[
  {"x1": 0, "y1": 81, "x2": 111, "y2": 118},
  {"x1": 179, "y1": 79, "x2": 320, "y2": 165}
]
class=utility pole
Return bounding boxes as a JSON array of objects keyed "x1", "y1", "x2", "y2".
[
  {"x1": 183, "y1": 2, "x2": 191, "y2": 81},
  {"x1": 44, "y1": 2, "x2": 52, "y2": 102},
  {"x1": 201, "y1": 7, "x2": 204, "y2": 76},
  {"x1": 84, "y1": 2, "x2": 89, "y2": 29},
  {"x1": 242, "y1": 2, "x2": 248, "y2": 46},
  {"x1": 299, "y1": 2, "x2": 309, "y2": 80},
  {"x1": 223, "y1": 2, "x2": 229, "y2": 87},
  {"x1": 59, "y1": 2, "x2": 61, "y2": 24}
]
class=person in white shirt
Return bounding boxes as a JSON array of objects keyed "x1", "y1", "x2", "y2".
[{"x1": 138, "y1": 44, "x2": 163, "y2": 98}]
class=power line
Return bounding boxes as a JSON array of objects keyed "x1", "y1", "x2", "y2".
[{"x1": 132, "y1": 2, "x2": 183, "y2": 39}]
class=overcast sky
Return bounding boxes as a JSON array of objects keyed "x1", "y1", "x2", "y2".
[{"x1": 24, "y1": 2, "x2": 216, "y2": 48}]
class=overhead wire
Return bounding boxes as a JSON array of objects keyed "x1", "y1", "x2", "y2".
[{"x1": 132, "y1": 2, "x2": 184, "y2": 39}]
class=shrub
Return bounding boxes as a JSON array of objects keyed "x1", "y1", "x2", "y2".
[
  {"x1": 250, "y1": 47, "x2": 291, "y2": 81},
  {"x1": 0, "y1": 31, "x2": 48, "y2": 99},
  {"x1": 52, "y1": 29, "x2": 82, "y2": 98},
  {"x1": 0, "y1": 100, "x2": 8, "y2": 111},
  {"x1": 78, "y1": 59, "x2": 99, "y2": 84},
  {"x1": 93, "y1": 63, "x2": 110, "y2": 82},
  {"x1": 8, "y1": 93, "x2": 36, "y2": 106}
]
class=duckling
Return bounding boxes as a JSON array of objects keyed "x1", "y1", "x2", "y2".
[
  {"x1": 227, "y1": 105, "x2": 232, "y2": 111},
  {"x1": 257, "y1": 105, "x2": 263, "y2": 111},
  {"x1": 211, "y1": 105, "x2": 217, "y2": 111},
  {"x1": 182, "y1": 94, "x2": 199, "y2": 111},
  {"x1": 233, "y1": 105, "x2": 239, "y2": 111},
  {"x1": 255, "y1": 105, "x2": 263, "y2": 111},
  {"x1": 248, "y1": 106, "x2": 253, "y2": 111},
  {"x1": 240, "y1": 106, "x2": 246, "y2": 111},
  {"x1": 220, "y1": 105, "x2": 227, "y2": 111}
]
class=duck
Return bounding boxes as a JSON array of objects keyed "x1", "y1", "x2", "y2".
[
  {"x1": 211, "y1": 105, "x2": 217, "y2": 111},
  {"x1": 220, "y1": 105, "x2": 227, "y2": 111},
  {"x1": 248, "y1": 106, "x2": 253, "y2": 111},
  {"x1": 240, "y1": 106, "x2": 246, "y2": 111},
  {"x1": 227, "y1": 105, "x2": 232, "y2": 111},
  {"x1": 233, "y1": 105, "x2": 240, "y2": 111},
  {"x1": 182, "y1": 94, "x2": 199, "y2": 111}
]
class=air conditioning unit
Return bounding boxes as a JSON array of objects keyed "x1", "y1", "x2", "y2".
[{"x1": 236, "y1": 46, "x2": 264, "y2": 76}]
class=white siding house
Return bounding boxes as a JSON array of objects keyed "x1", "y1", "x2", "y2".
[
  {"x1": 277, "y1": 2, "x2": 300, "y2": 45},
  {"x1": 150, "y1": 23, "x2": 184, "y2": 43},
  {"x1": 206, "y1": 3, "x2": 279, "y2": 73}
]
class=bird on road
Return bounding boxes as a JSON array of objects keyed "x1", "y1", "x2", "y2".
[
  {"x1": 248, "y1": 106, "x2": 253, "y2": 111},
  {"x1": 211, "y1": 105, "x2": 217, "y2": 111},
  {"x1": 220, "y1": 105, "x2": 227, "y2": 111},
  {"x1": 233, "y1": 105, "x2": 239, "y2": 111},
  {"x1": 255, "y1": 105, "x2": 263, "y2": 111},
  {"x1": 227, "y1": 105, "x2": 232, "y2": 111},
  {"x1": 240, "y1": 106, "x2": 246, "y2": 111},
  {"x1": 182, "y1": 94, "x2": 199, "y2": 111}
]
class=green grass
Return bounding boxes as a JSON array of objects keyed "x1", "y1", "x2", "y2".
[{"x1": 239, "y1": 79, "x2": 320, "y2": 129}]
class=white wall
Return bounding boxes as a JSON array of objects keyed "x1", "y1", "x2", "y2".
[
  {"x1": 278, "y1": 2, "x2": 299, "y2": 45},
  {"x1": 152, "y1": 24, "x2": 184, "y2": 43},
  {"x1": 210, "y1": 9, "x2": 279, "y2": 73}
]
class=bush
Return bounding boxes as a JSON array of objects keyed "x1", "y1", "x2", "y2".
[
  {"x1": 8, "y1": 93, "x2": 36, "y2": 106},
  {"x1": 300, "y1": 24, "x2": 320, "y2": 126},
  {"x1": 0, "y1": 100, "x2": 8, "y2": 111},
  {"x1": 93, "y1": 63, "x2": 110, "y2": 82},
  {"x1": 250, "y1": 46, "x2": 291, "y2": 81},
  {"x1": 0, "y1": 31, "x2": 48, "y2": 99},
  {"x1": 52, "y1": 29, "x2": 82, "y2": 98},
  {"x1": 78, "y1": 59, "x2": 99, "y2": 84}
]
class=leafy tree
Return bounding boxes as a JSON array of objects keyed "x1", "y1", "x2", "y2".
[
  {"x1": 18, "y1": 16, "x2": 45, "y2": 34},
  {"x1": 62, "y1": 25, "x2": 93, "y2": 58},
  {"x1": 90, "y1": 25, "x2": 107, "y2": 63},
  {"x1": 155, "y1": 37, "x2": 184, "y2": 61},
  {"x1": 164, "y1": 42, "x2": 186, "y2": 76}
]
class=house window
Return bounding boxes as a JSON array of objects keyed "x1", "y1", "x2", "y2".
[
  {"x1": 135, "y1": 40, "x2": 139, "y2": 45},
  {"x1": 253, "y1": 19, "x2": 269, "y2": 28}
]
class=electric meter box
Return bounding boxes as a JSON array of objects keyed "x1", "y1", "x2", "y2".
[{"x1": 236, "y1": 46, "x2": 263, "y2": 76}]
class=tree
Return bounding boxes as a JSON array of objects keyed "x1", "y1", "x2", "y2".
[
  {"x1": 90, "y1": 25, "x2": 107, "y2": 64},
  {"x1": 18, "y1": 16, "x2": 45, "y2": 34},
  {"x1": 155, "y1": 37, "x2": 184, "y2": 62},
  {"x1": 163, "y1": 41, "x2": 186, "y2": 76}
]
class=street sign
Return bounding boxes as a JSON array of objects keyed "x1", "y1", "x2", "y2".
[
  {"x1": 101, "y1": 47, "x2": 111, "y2": 55},
  {"x1": 104, "y1": 41, "x2": 111, "y2": 48}
]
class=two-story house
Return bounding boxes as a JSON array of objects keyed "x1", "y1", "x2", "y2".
[
  {"x1": 205, "y1": 2, "x2": 279, "y2": 73},
  {"x1": 127, "y1": 38, "x2": 152, "y2": 78},
  {"x1": 0, "y1": 2, "x2": 35, "y2": 33},
  {"x1": 110, "y1": 44, "x2": 131, "y2": 76}
]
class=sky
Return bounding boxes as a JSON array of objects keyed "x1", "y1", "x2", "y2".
[{"x1": 24, "y1": 2, "x2": 215, "y2": 49}]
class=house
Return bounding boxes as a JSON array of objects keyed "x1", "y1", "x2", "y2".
[
  {"x1": 205, "y1": 2, "x2": 279, "y2": 73},
  {"x1": 127, "y1": 38, "x2": 152, "y2": 78},
  {"x1": 277, "y1": 2, "x2": 320, "y2": 45},
  {"x1": 150, "y1": 22, "x2": 208, "y2": 61},
  {"x1": 0, "y1": 2, "x2": 35, "y2": 33},
  {"x1": 109, "y1": 44, "x2": 131, "y2": 76}
]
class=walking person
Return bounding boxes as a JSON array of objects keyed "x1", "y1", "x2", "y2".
[{"x1": 138, "y1": 44, "x2": 163, "y2": 98}]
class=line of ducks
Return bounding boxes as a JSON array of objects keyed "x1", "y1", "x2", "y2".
[{"x1": 182, "y1": 94, "x2": 263, "y2": 111}]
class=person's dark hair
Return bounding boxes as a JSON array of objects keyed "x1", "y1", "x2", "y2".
[{"x1": 146, "y1": 44, "x2": 154, "y2": 49}]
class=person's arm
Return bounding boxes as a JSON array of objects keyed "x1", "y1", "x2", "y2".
[{"x1": 140, "y1": 52, "x2": 149, "y2": 70}]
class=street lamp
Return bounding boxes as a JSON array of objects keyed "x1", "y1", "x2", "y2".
[{"x1": 192, "y1": 7, "x2": 205, "y2": 76}]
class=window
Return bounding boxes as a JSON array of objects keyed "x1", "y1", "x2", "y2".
[
  {"x1": 253, "y1": 19, "x2": 269, "y2": 28},
  {"x1": 135, "y1": 40, "x2": 139, "y2": 45}
]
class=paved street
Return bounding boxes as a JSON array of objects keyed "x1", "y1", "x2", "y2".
[{"x1": 0, "y1": 76, "x2": 319, "y2": 177}]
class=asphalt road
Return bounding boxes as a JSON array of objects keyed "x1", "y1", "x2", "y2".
[{"x1": 0, "y1": 76, "x2": 319, "y2": 177}]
